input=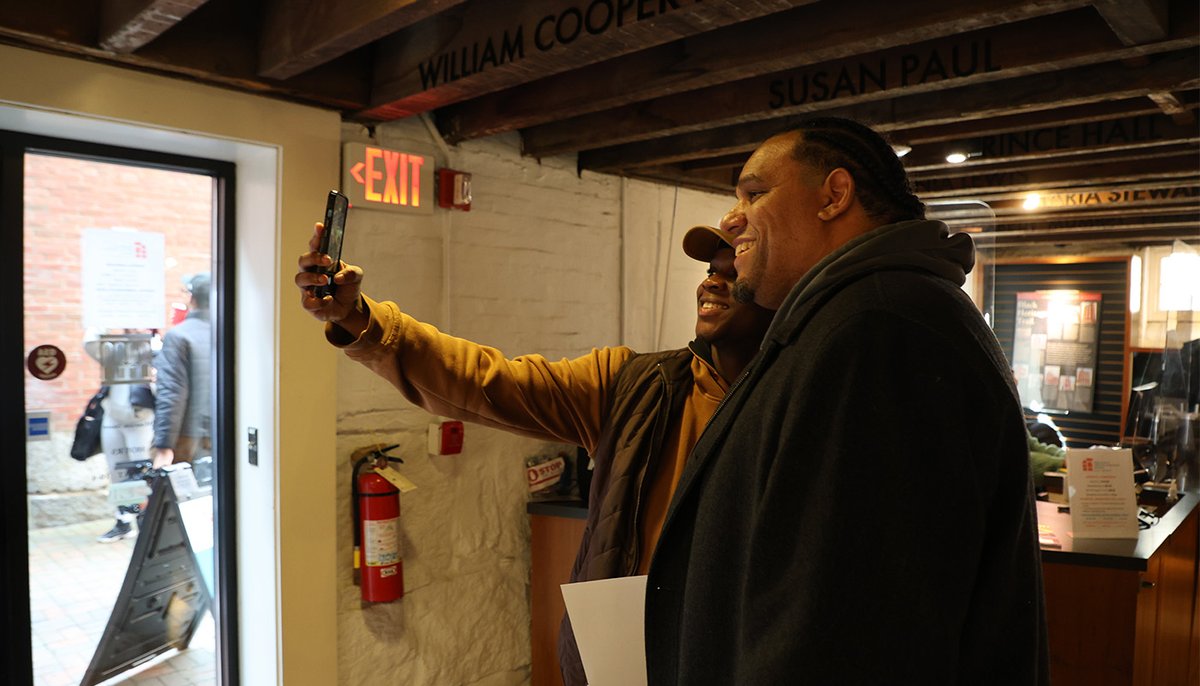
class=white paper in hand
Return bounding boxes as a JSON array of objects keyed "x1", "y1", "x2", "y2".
[{"x1": 560, "y1": 575, "x2": 649, "y2": 686}]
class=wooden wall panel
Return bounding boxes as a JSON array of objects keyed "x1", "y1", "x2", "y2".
[{"x1": 530, "y1": 513, "x2": 586, "y2": 686}]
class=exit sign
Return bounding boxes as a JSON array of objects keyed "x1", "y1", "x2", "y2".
[{"x1": 341, "y1": 142, "x2": 435, "y2": 214}]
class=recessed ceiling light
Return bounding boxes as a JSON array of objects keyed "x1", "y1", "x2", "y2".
[
  {"x1": 945, "y1": 152, "x2": 968, "y2": 164},
  {"x1": 1023, "y1": 192, "x2": 1042, "y2": 210},
  {"x1": 892, "y1": 144, "x2": 912, "y2": 158}
]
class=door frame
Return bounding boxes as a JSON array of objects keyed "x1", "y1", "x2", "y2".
[{"x1": 0, "y1": 130, "x2": 239, "y2": 686}]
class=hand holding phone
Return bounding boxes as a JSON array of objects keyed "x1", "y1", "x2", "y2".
[{"x1": 315, "y1": 190, "x2": 350, "y2": 298}]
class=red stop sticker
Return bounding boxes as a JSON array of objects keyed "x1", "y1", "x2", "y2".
[{"x1": 27, "y1": 345, "x2": 66, "y2": 380}]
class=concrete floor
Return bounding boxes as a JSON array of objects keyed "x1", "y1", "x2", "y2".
[{"x1": 28, "y1": 517, "x2": 217, "y2": 686}]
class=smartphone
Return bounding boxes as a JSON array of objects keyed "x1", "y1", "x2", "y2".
[{"x1": 315, "y1": 190, "x2": 350, "y2": 298}]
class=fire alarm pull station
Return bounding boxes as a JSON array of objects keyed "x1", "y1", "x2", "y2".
[
  {"x1": 436, "y1": 168, "x2": 472, "y2": 211},
  {"x1": 428, "y1": 420, "x2": 464, "y2": 455}
]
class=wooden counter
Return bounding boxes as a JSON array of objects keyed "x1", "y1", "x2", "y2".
[
  {"x1": 528, "y1": 502, "x2": 586, "y2": 686},
  {"x1": 528, "y1": 494, "x2": 1200, "y2": 686},
  {"x1": 1037, "y1": 491, "x2": 1200, "y2": 686}
]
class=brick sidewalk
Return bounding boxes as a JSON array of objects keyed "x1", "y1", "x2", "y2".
[{"x1": 28, "y1": 518, "x2": 216, "y2": 685}]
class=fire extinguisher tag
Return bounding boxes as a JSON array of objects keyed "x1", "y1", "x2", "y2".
[{"x1": 374, "y1": 465, "x2": 418, "y2": 493}]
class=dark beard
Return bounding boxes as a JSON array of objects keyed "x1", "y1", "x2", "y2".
[{"x1": 732, "y1": 280, "x2": 756, "y2": 304}]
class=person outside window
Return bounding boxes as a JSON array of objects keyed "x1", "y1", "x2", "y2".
[{"x1": 152, "y1": 272, "x2": 212, "y2": 467}]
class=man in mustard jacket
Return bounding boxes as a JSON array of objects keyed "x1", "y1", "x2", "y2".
[{"x1": 295, "y1": 223, "x2": 774, "y2": 685}]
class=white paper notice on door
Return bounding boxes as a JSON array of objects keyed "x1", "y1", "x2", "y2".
[
  {"x1": 560, "y1": 575, "x2": 648, "y2": 686},
  {"x1": 1066, "y1": 448, "x2": 1139, "y2": 539},
  {"x1": 81, "y1": 228, "x2": 165, "y2": 330}
]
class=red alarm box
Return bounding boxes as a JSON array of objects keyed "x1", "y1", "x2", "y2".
[{"x1": 428, "y1": 420, "x2": 464, "y2": 455}]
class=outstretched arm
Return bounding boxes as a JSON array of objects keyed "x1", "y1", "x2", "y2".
[
  {"x1": 295, "y1": 221, "x2": 632, "y2": 453},
  {"x1": 338, "y1": 298, "x2": 631, "y2": 454}
]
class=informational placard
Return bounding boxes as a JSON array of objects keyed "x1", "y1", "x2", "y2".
[
  {"x1": 26, "y1": 411, "x2": 51, "y2": 441},
  {"x1": 81, "y1": 228, "x2": 165, "y2": 330},
  {"x1": 1011, "y1": 290, "x2": 1101, "y2": 412},
  {"x1": 1066, "y1": 448, "x2": 1139, "y2": 539}
]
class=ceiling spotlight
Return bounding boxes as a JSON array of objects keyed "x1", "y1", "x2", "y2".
[
  {"x1": 892, "y1": 144, "x2": 912, "y2": 158},
  {"x1": 1022, "y1": 192, "x2": 1042, "y2": 211},
  {"x1": 945, "y1": 152, "x2": 968, "y2": 164}
]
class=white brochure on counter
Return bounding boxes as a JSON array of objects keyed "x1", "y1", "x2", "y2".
[
  {"x1": 560, "y1": 575, "x2": 648, "y2": 686},
  {"x1": 1066, "y1": 448, "x2": 1139, "y2": 539}
]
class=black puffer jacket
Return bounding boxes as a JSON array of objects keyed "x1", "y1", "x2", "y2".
[{"x1": 558, "y1": 347, "x2": 693, "y2": 686}]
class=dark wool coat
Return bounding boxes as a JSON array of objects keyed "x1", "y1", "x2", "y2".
[{"x1": 646, "y1": 220, "x2": 1049, "y2": 685}]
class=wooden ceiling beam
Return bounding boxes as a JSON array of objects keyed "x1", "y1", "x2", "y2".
[
  {"x1": 138, "y1": 0, "x2": 374, "y2": 108},
  {"x1": 677, "y1": 154, "x2": 752, "y2": 173},
  {"x1": 911, "y1": 145, "x2": 1200, "y2": 186},
  {"x1": 892, "y1": 94, "x2": 1197, "y2": 145},
  {"x1": 357, "y1": 0, "x2": 815, "y2": 121},
  {"x1": 965, "y1": 221, "x2": 1200, "y2": 243},
  {"x1": 913, "y1": 154, "x2": 1200, "y2": 197},
  {"x1": 945, "y1": 208, "x2": 1200, "y2": 232},
  {"x1": 975, "y1": 223, "x2": 1199, "y2": 247},
  {"x1": 940, "y1": 194, "x2": 1195, "y2": 218},
  {"x1": 928, "y1": 178, "x2": 1200, "y2": 207},
  {"x1": 0, "y1": 2, "x2": 101, "y2": 49},
  {"x1": 436, "y1": 0, "x2": 1094, "y2": 141},
  {"x1": 0, "y1": 0, "x2": 372, "y2": 109},
  {"x1": 1093, "y1": 0, "x2": 1169, "y2": 45},
  {"x1": 578, "y1": 49, "x2": 1200, "y2": 172},
  {"x1": 523, "y1": 5, "x2": 1198, "y2": 157},
  {"x1": 1147, "y1": 91, "x2": 1188, "y2": 114},
  {"x1": 98, "y1": 0, "x2": 208, "y2": 53},
  {"x1": 623, "y1": 167, "x2": 738, "y2": 195},
  {"x1": 900, "y1": 113, "x2": 1200, "y2": 171},
  {"x1": 257, "y1": 0, "x2": 466, "y2": 80},
  {"x1": 1146, "y1": 89, "x2": 1199, "y2": 126}
]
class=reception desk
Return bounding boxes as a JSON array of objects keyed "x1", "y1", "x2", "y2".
[
  {"x1": 529, "y1": 503, "x2": 587, "y2": 686},
  {"x1": 1038, "y1": 491, "x2": 1199, "y2": 686},
  {"x1": 529, "y1": 493, "x2": 1200, "y2": 686}
]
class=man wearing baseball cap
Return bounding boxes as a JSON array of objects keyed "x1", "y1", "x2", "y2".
[
  {"x1": 296, "y1": 222, "x2": 774, "y2": 686},
  {"x1": 152, "y1": 272, "x2": 212, "y2": 466}
]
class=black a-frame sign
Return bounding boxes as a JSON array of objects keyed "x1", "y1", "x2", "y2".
[{"x1": 80, "y1": 475, "x2": 212, "y2": 686}]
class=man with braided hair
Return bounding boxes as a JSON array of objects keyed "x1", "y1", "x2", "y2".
[{"x1": 645, "y1": 117, "x2": 1048, "y2": 684}]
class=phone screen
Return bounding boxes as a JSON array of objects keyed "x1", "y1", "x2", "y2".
[
  {"x1": 323, "y1": 191, "x2": 349, "y2": 267},
  {"x1": 317, "y1": 190, "x2": 350, "y2": 297}
]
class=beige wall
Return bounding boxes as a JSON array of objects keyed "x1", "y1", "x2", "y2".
[{"x1": 1, "y1": 45, "x2": 342, "y2": 685}]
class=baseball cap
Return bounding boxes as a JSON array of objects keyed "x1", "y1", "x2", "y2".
[
  {"x1": 184, "y1": 272, "x2": 211, "y2": 304},
  {"x1": 682, "y1": 225, "x2": 733, "y2": 263}
]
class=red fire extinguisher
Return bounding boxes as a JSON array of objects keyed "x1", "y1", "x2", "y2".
[{"x1": 352, "y1": 445, "x2": 404, "y2": 603}]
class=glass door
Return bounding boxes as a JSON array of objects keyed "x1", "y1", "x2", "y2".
[{"x1": 3, "y1": 132, "x2": 237, "y2": 685}]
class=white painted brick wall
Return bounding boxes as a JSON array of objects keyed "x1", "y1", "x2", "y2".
[{"x1": 330, "y1": 118, "x2": 732, "y2": 686}]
